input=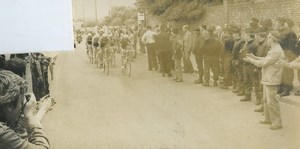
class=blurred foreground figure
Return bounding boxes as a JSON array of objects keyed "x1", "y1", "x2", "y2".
[{"x1": 0, "y1": 70, "x2": 50, "y2": 148}]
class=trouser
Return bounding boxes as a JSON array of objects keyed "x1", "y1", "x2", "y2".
[
  {"x1": 263, "y1": 85, "x2": 282, "y2": 127},
  {"x1": 159, "y1": 50, "x2": 172, "y2": 75},
  {"x1": 258, "y1": 69, "x2": 263, "y2": 101},
  {"x1": 223, "y1": 56, "x2": 233, "y2": 86},
  {"x1": 203, "y1": 55, "x2": 219, "y2": 82},
  {"x1": 219, "y1": 57, "x2": 224, "y2": 78},
  {"x1": 195, "y1": 54, "x2": 203, "y2": 80},
  {"x1": 139, "y1": 39, "x2": 146, "y2": 54},
  {"x1": 133, "y1": 41, "x2": 137, "y2": 58},
  {"x1": 174, "y1": 58, "x2": 183, "y2": 80},
  {"x1": 183, "y1": 50, "x2": 193, "y2": 72},
  {"x1": 280, "y1": 50, "x2": 297, "y2": 92},
  {"x1": 233, "y1": 61, "x2": 244, "y2": 92},
  {"x1": 146, "y1": 43, "x2": 158, "y2": 70},
  {"x1": 243, "y1": 64, "x2": 261, "y2": 100}
]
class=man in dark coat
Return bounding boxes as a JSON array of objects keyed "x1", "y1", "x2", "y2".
[{"x1": 202, "y1": 27, "x2": 223, "y2": 87}]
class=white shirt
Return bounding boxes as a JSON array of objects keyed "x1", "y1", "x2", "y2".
[{"x1": 142, "y1": 30, "x2": 156, "y2": 44}]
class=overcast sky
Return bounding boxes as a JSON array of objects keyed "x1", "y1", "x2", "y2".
[{"x1": 72, "y1": 0, "x2": 135, "y2": 21}]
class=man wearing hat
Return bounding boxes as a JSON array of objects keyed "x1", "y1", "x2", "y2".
[
  {"x1": 240, "y1": 28, "x2": 261, "y2": 102},
  {"x1": 243, "y1": 31, "x2": 285, "y2": 130},
  {"x1": 201, "y1": 26, "x2": 222, "y2": 86},
  {"x1": 193, "y1": 27, "x2": 205, "y2": 84},
  {"x1": 219, "y1": 26, "x2": 235, "y2": 89},
  {"x1": 232, "y1": 26, "x2": 246, "y2": 95},
  {"x1": 276, "y1": 17, "x2": 298, "y2": 96},
  {"x1": 254, "y1": 27, "x2": 271, "y2": 112},
  {"x1": 182, "y1": 25, "x2": 194, "y2": 73}
]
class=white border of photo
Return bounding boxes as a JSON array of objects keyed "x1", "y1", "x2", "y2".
[{"x1": 0, "y1": 0, "x2": 74, "y2": 54}]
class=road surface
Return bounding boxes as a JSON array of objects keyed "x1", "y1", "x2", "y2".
[{"x1": 43, "y1": 43, "x2": 299, "y2": 149}]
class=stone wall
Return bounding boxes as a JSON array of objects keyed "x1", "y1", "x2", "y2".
[{"x1": 201, "y1": 0, "x2": 300, "y2": 28}]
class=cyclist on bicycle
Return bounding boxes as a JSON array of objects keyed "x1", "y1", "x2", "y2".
[{"x1": 86, "y1": 33, "x2": 93, "y2": 62}]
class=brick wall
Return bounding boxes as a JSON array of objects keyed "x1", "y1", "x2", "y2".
[{"x1": 201, "y1": 0, "x2": 300, "y2": 28}]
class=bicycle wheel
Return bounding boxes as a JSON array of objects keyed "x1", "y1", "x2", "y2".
[
  {"x1": 111, "y1": 54, "x2": 116, "y2": 68},
  {"x1": 124, "y1": 60, "x2": 131, "y2": 77},
  {"x1": 105, "y1": 58, "x2": 110, "y2": 75}
]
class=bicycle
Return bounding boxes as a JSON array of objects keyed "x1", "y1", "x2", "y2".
[
  {"x1": 121, "y1": 48, "x2": 134, "y2": 77},
  {"x1": 102, "y1": 46, "x2": 113, "y2": 75}
]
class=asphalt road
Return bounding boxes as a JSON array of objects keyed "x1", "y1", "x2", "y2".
[{"x1": 43, "y1": 43, "x2": 299, "y2": 149}]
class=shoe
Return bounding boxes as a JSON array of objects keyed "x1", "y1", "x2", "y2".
[
  {"x1": 237, "y1": 91, "x2": 245, "y2": 96},
  {"x1": 240, "y1": 97, "x2": 251, "y2": 102},
  {"x1": 255, "y1": 99, "x2": 261, "y2": 105},
  {"x1": 219, "y1": 84, "x2": 229, "y2": 89},
  {"x1": 176, "y1": 80, "x2": 183, "y2": 82},
  {"x1": 295, "y1": 90, "x2": 300, "y2": 96},
  {"x1": 279, "y1": 90, "x2": 290, "y2": 97},
  {"x1": 148, "y1": 69, "x2": 152, "y2": 71},
  {"x1": 194, "y1": 79, "x2": 203, "y2": 84},
  {"x1": 202, "y1": 82, "x2": 209, "y2": 87},
  {"x1": 168, "y1": 74, "x2": 172, "y2": 77},
  {"x1": 232, "y1": 89, "x2": 240, "y2": 93},
  {"x1": 213, "y1": 81, "x2": 218, "y2": 86},
  {"x1": 232, "y1": 85, "x2": 237, "y2": 90},
  {"x1": 255, "y1": 106, "x2": 264, "y2": 112},
  {"x1": 259, "y1": 120, "x2": 271, "y2": 125},
  {"x1": 270, "y1": 125, "x2": 282, "y2": 130},
  {"x1": 277, "y1": 85, "x2": 284, "y2": 94},
  {"x1": 162, "y1": 73, "x2": 165, "y2": 77},
  {"x1": 173, "y1": 78, "x2": 178, "y2": 81}
]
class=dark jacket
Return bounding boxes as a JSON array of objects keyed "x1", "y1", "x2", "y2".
[
  {"x1": 193, "y1": 34, "x2": 205, "y2": 55},
  {"x1": 202, "y1": 35, "x2": 223, "y2": 57},
  {"x1": 232, "y1": 38, "x2": 245, "y2": 60},
  {"x1": 222, "y1": 35, "x2": 235, "y2": 57},
  {"x1": 155, "y1": 32, "x2": 172, "y2": 52}
]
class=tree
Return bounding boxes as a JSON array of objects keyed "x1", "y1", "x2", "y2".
[
  {"x1": 101, "y1": 6, "x2": 138, "y2": 26},
  {"x1": 135, "y1": 0, "x2": 219, "y2": 22}
]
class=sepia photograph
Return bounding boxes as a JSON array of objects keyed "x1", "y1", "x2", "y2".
[{"x1": 1, "y1": 0, "x2": 300, "y2": 148}]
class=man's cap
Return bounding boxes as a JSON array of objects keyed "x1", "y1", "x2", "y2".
[
  {"x1": 245, "y1": 28, "x2": 255, "y2": 35},
  {"x1": 231, "y1": 25, "x2": 240, "y2": 33},
  {"x1": 250, "y1": 22, "x2": 258, "y2": 29},
  {"x1": 207, "y1": 26, "x2": 214, "y2": 33},
  {"x1": 268, "y1": 31, "x2": 283, "y2": 43},
  {"x1": 255, "y1": 27, "x2": 268, "y2": 37},
  {"x1": 194, "y1": 27, "x2": 200, "y2": 32},
  {"x1": 285, "y1": 18, "x2": 295, "y2": 27},
  {"x1": 251, "y1": 17, "x2": 259, "y2": 23},
  {"x1": 276, "y1": 17, "x2": 286, "y2": 25},
  {"x1": 260, "y1": 18, "x2": 273, "y2": 29}
]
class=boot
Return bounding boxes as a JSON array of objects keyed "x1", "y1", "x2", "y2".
[
  {"x1": 295, "y1": 90, "x2": 300, "y2": 96},
  {"x1": 277, "y1": 84, "x2": 284, "y2": 94},
  {"x1": 232, "y1": 88, "x2": 240, "y2": 93},
  {"x1": 213, "y1": 81, "x2": 218, "y2": 86},
  {"x1": 219, "y1": 84, "x2": 229, "y2": 89},
  {"x1": 232, "y1": 84, "x2": 237, "y2": 90},
  {"x1": 240, "y1": 95, "x2": 251, "y2": 101},
  {"x1": 255, "y1": 99, "x2": 261, "y2": 105},
  {"x1": 237, "y1": 90, "x2": 245, "y2": 96},
  {"x1": 194, "y1": 78, "x2": 203, "y2": 84},
  {"x1": 255, "y1": 106, "x2": 264, "y2": 112},
  {"x1": 279, "y1": 90, "x2": 290, "y2": 97},
  {"x1": 202, "y1": 81, "x2": 209, "y2": 87}
]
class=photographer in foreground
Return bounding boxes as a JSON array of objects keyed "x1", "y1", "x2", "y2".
[{"x1": 0, "y1": 70, "x2": 50, "y2": 149}]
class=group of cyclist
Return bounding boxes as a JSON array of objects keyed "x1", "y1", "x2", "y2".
[{"x1": 74, "y1": 25, "x2": 138, "y2": 76}]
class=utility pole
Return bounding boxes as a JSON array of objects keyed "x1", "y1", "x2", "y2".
[
  {"x1": 95, "y1": 0, "x2": 98, "y2": 24},
  {"x1": 82, "y1": 0, "x2": 85, "y2": 22},
  {"x1": 75, "y1": 3, "x2": 78, "y2": 21}
]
